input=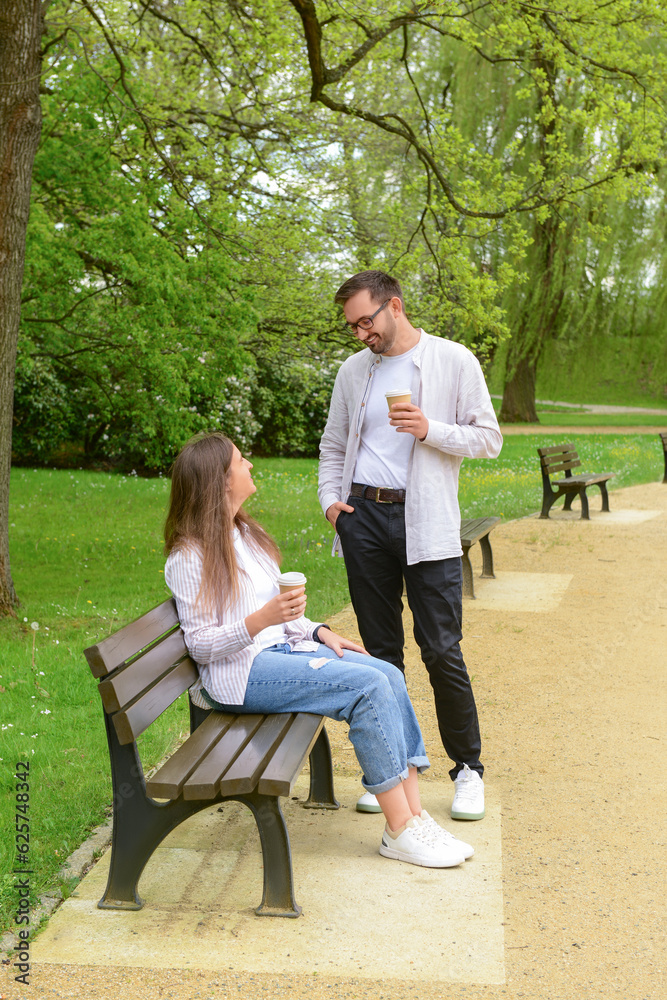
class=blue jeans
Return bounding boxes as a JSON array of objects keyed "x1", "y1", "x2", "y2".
[{"x1": 202, "y1": 644, "x2": 429, "y2": 795}]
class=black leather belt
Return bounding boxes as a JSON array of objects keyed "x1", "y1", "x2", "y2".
[{"x1": 350, "y1": 482, "x2": 406, "y2": 503}]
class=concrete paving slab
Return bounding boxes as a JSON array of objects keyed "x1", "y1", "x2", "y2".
[
  {"x1": 32, "y1": 777, "x2": 505, "y2": 985},
  {"x1": 472, "y1": 572, "x2": 573, "y2": 612}
]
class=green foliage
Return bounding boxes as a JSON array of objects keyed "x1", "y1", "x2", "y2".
[
  {"x1": 251, "y1": 347, "x2": 346, "y2": 457},
  {"x1": 17, "y1": 13, "x2": 259, "y2": 469},
  {"x1": 14, "y1": 0, "x2": 667, "y2": 476},
  {"x1": 439, "y1": 0, "x2": 667, "y2": 406},
  {"x1": 12, "y1": 354, "x2": 72, "y2": 461}
]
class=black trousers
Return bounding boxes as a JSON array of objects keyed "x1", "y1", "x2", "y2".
[{"x1": 336, "y1": 495, "x2": 482, "y2": 780}]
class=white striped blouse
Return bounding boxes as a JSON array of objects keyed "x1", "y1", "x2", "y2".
[{"x1": 164, "y1": 530, "x2": 321, "y2": 708}]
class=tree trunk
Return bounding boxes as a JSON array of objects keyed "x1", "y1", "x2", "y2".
[
  {"x1": 498, "y1": 356, "x2": 538, "y2": 423},
  {"x1": 0, "y1": 1, "x2": 45, "y2": 613}
]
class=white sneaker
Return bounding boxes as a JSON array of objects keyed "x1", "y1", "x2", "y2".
[
  {"x1": 356, "y1": 790, "x2": 382, "y2": 813},
  {"x1": 379, "y1": 817, "x2": 465, "y2": 868},
  {"x1": 420, "y1": 810, "x2": 474, "y2": 860},
  {"x1": 451, "y1": 764, "x2": 485, "y2": 820}
]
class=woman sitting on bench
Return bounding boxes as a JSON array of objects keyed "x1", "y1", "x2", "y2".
[{"x1": 164, "y1": 432, "x2": 473, "y2": 869}]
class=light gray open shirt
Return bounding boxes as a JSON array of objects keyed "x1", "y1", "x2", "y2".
[{"x1": 318, "y1": 330, "x2": 503, "y2": 565}]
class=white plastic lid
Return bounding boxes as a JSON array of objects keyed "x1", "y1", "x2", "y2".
[{"x1": 277, "y1": 571, "x2": 307, "y2": 586}]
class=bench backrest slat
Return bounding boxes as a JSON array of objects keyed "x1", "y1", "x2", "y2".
[
  {"x1": 112, "y1": 657, "x2": 198, "y2": 745},
  {"x1": 218, "y1": 713, "x2": 295, "y2": 797},
  {"x1": 544, "y1": 459, "x2": 581, "y2": 475},
  {"x1": 98, "y1": 629, "x2": 189, "y2": 714},
  {"x1": 538, "y1": 444, "x2": 581, "y2": 476},
  {"x1": 538, "y1": 443, "x2": 576, "y2": 457},
  {"x1": 85, "y1": 599, "x2": 179, "y2": 678},
  {"x1": 183, "y1": 714, "x2": 266, "y2": 799},
  {"x1": 146, "y1": 711, "x2": 235, "y2": 799}
]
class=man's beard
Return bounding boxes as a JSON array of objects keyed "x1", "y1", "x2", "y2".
[{"x1": 366, "y1": 314, "x2": 397, "y2": 354}]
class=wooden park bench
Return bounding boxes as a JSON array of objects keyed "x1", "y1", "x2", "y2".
[
  {"x1": 660, "y1": 431, "x2": 667, "y2": 484},
  {"x1": 85, "y1": 598, "x2": 339, "y2": 919},
  {"x1": 537, "y1": 444, "x2": 614, "y2": 520},
  {"x1": 460, "y1": 516, "x2": 500, "y2": 598}
]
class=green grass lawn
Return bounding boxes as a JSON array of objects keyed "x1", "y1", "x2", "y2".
[{"x1": 1, "y1": 432, "x2": 664, "y2": 934}]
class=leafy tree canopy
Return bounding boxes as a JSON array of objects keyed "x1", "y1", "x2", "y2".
[{"x1": 16, "y1": 0, "x2": 667, "y2": 471}]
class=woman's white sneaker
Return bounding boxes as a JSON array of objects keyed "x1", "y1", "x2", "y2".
[
  {"x1": 420, "y1": 810, "x2": 474, "y2": 859},
  {"x1": 379, "y1": 817, "x2": 465, "y2": 868},
  {"x1": 451, "y1": 763, "x2": 485, "y2": 820}
]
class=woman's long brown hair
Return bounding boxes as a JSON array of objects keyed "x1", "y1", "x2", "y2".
[{"x1": 164, "y1": 433, "x2": 281, "y2": 614}]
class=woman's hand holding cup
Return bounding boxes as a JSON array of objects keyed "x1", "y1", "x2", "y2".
[
  {"x1": 245, "y1": 572, "x2": 307, "y2": 636},
  {"x1": 273, "y1": 586, "x2": 307, "y2": 622},
  {"x1": 275, "y1": 571, "x2": 307, "y2": 621}
]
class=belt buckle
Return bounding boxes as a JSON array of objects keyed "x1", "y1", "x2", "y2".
[{"x1": 375, "y1": 487, "x2": 391, "y2": 503}]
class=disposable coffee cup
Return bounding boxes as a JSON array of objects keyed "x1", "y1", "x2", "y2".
[
  {"x1": 277, "y1": 571, "x2": 307, "y2": 594},
  {"x1": 385, "y1": 389, "x2": 412, "y2": 414}
]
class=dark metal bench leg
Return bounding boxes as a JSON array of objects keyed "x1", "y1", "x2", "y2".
[
  {"x1": 579, "y1": 488, "x2": 590, "y2": 519},
  {"x1": 562, "y1": 490, "x2": 576, "y2": 511},
  {"x1": 461, "y1": 545, "x2": 475, "y2": 597},
  {"x1": 598, "y1": 481, "x2": 610, "y2": 512},
  {"x1": 540, "y1": 490, "x2": 557, "y2": 519},
  {"x1": 99, "y1": 713, "x2": 205, "y2": 910},
  {"x1": 304, "y1": 727, "x2": 340, "y2": 809},
  {"x1": 479, "y1": 534, "x2": 495, "y2": 579},
  {"x1": 243, "y1": 792, "x2": 301, "y2": 917}
]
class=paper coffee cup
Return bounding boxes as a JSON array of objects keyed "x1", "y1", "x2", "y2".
[
  {"x1": 277, "y1": 571, "x2": 307, "y2": 594},
  {"x1": 385, "y1": 389, "x2": 412, "y2": 413}
]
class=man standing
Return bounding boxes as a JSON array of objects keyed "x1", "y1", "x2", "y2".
[{"x1": 318, "y1": 270, "x2": 502, "y2": 821}]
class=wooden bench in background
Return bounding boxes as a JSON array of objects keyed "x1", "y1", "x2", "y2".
[
  {"x1": 537, "y1": 444, "x2": 614, "y2": 520},
  {"x1": 660, "y1": 431, "x2": 667, "y2": 484},
  {"x1": 460, "y1": 516, "x2": 501, "y2": 598},
  {"x1": 85, "y1": 598, "x2": 339, "y2": 919}
]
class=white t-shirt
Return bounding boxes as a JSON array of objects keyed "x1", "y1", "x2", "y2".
[
  {"x1": 353, "y1": 346, "x2": 417, "y2": 489},
  {"x1": 233, "y1": 530, "x2": 287, "y2": 650}
]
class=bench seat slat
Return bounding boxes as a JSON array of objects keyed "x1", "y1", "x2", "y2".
[
  {"x1": 183, "y1": 715, "x2": 265, "y2": 799},
  {"x1": 218, "y1": 714, "x2": 295, "y2": 797},
  {"x1": 112, "y1": 658, "x2": 198, "y2": 745},
  {"x1": 460, "y1": 516, "x2": 500, "y2": 545},
  {"x1": 98, "y1": 629, "x2": 188, "y2": 713},
  {"x1": 258, "y1": 713, "x2": 324, "y2": 797},
  {"x1": 552, "y1": 473, "x2": 613, "y2": 486},
  {"x1": 146, "y1": 712, "x2": 235, "y2": 799},
  {"x1": 85, "y1": 599, "x2": 179, "y2": 678}
]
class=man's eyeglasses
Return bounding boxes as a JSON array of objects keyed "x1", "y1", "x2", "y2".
[{"x1": 344, "y1": 299, "x2": 390, "y2": 334}]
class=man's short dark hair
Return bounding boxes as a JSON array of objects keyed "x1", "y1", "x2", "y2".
[{"x1": 334, "y1": 270, "x2": 404, "y2": 309}]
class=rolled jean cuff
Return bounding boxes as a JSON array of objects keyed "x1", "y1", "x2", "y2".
[
  {"x1": 361, "y1": 756, "x2": 430, "y2": 795},
  {"x1": 410, "y1": 756, "x2": 431, "y2": 775}
]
